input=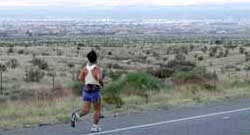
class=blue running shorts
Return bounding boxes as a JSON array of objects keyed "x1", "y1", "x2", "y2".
[{"x1": 82, "y1": 85, "x2": 101, "y2": 103}]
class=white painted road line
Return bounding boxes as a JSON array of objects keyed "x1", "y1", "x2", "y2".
[{"x1": 84, "y1": 107, "x2": 250, "y2": 135}]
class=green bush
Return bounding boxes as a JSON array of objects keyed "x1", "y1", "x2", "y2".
[
  {"x1": 108, "y1": 70, "x2": 126, "y2": 80},
  {"x1": 102, "y1": 78, "x2": 125, "y2": 107},
  {"x1": 102, "y1": 72, "x2": 161, "y2": 107},
  {"x1": 126, "y1": 72, "x2": 160, "y2": 92}
]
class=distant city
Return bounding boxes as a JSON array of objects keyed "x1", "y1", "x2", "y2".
[{"x1": 0, "y1": 4, "x2": 249, "y2": 20}]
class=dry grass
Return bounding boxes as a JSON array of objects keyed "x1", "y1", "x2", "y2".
[
  {"x1": 0, "y1": 95, "x2": 81, "y2": 128},
  {"x1": 1, "y1": 78, "x2": 250, "y2": 129},
  {"x1": 120, "y1": 79, "x2": 250, "y2": 111}
]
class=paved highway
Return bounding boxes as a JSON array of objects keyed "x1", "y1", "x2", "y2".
[{"x1": 2, "y1": 99, "x2": 250, "y2": 135}]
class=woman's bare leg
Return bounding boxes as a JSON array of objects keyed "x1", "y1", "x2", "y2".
[
  {"x1": 79, "y1": 101, "x2": 91, "y2": 117},
  {"x1": 93, "y1": 100, "x2": 101, "y2": 124}
]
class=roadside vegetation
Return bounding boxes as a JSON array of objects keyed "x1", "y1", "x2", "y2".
[
  {"x1": 1, "y1": 21, "x2": 250, "y2": 129},
  {"x1": 1, "y1": 67, "x2": 250, "y2": 129}
]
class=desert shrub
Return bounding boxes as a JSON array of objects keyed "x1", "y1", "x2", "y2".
[
  {"x1": 172, "y1": 67, "x2": 218, "y2": 90},
  {"x1": 108, "y1": 51, "x2": 112, "y2": 55},
  {"x1": 201, "y1": 46, "x2": 208, "y2": 53},
  {"x1": 67, "y1": 81, "x2": 82, "y2": 96},
  {"x1": 7, "y1": 46, "x2": 14, "y2": 54},
  {"x1": 24, "y1": 67, "x2": 45, "y2": 82},
  {"x1": 197, "y1": 56, "x2": 204, "y2": 61},
  {"x1": 17, "y1": 49, "x2": 25, "y2": 54},
  {"x1": 235, "y1": 67, "x2": 241, "y2": 71},
  {"x1": 163, "y1": 57, "x2": 168, "y2": 61},
  {"x1": 175, "y1": 54, "x2": 186, "y2": 61},
  {"x1": 224, "y1": 49, "x2": 229, "y2": 57},
  {"x1": 189, "y1": 45, "x2": 195, "y2": 51},
  {"x1": 68, "y1": 63, "x2": 80, "y2": 81},
  {"x1": 6, "y1": 58, "x2": 19, "y2": 69},
  {"x1": 173, "y1": 72, "x2": 201, "y2": 84},
  {"x1": 243, "y1": 43, "x2": 250, "y2": 47},
  {"x1": 148, "y1": 60, "x2": 196, "y2": 78},
  {"x1": 224, "y1": 43, "x2": 237, "y2": 49},
  {"x1": 239, "y1": 47, "x2": 245, "y2": 54},
  {"x1": 166, "y1": 60, "x2": 196, "y2": 72},
  {"x1": 77, "y1": 45, "x2": 81, "y2": 50},
  {"x1": 78, "y1": 43, "x2": 85, "y2": 47},
  {"x1": 209, "y1": 46, "x2": 218, "y2": 54},
  {"x1": 215, "y1": 40, "x2": 223, "y2": 45},
  {"x1": 194, "y1": 53, "x2": 198, "y2": 58},
  {"x1": 193, "y1": 67, "x2": 218, "y2": 80},
  {"x1": 216, "y1": 51, "x2": 224, "y2": 58},
  {"x1": 202, "y1": 83, "x2": 217, "y2": 91},
  {"x1": 209, "y1": 52, "x2": 215, "y2": 57},
  {"x1": 30, "y1": 57, "x2": 49, "y2": 70},
  {"x1": 41, "y1": 52, "x2": 50, "y2": 56},
  {"x1": 0, "y1": 64, "x2": 7, "y2": 72},
  {"x1": 245, "y1": 53, "x2": 250, "y2": 62},
  {"x1": 67, "y1": 63, "x2": 75, "y2": 68},
  {"x1": 57, "y1": 49, "x2": 63, "y2": 56},
  {"x1": 147, "y1": 66, "x2": 173, "y2": 78},
  {"x1": 180, "y1": 46, "x2": 189, "y2": 54}
]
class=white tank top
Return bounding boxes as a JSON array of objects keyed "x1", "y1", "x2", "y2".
[{"x1": 85, "y1": 64, "x2": 100, "y2": 86}]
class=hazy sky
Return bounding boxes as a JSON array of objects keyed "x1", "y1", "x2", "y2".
[{"x1": 0, "y1": 0, "x2": 250, "y2": 7}]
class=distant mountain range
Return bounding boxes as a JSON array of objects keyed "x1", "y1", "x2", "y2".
[{"x1": 0, "y1": 3, "x2": 250, "y2": 20}]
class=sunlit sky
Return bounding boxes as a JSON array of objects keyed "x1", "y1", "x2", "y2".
[{"x1": 0, "y1": 0, "x2": 250, "y2": 7}]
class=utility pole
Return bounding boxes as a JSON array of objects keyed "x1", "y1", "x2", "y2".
[
  {"x1": 47, "y1": 67, "x2": 56, "y2": 90},
  {"x1": 0, "y1": 71, "x2": 2, "y2": 93},
  {"x1": 0, "y1": 64, "x2": 7, "y2": 94}
]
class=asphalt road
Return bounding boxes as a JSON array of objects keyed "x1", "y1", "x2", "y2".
[{"x1": 1, "y1": 99, "x2": 250, "y2": 135}]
